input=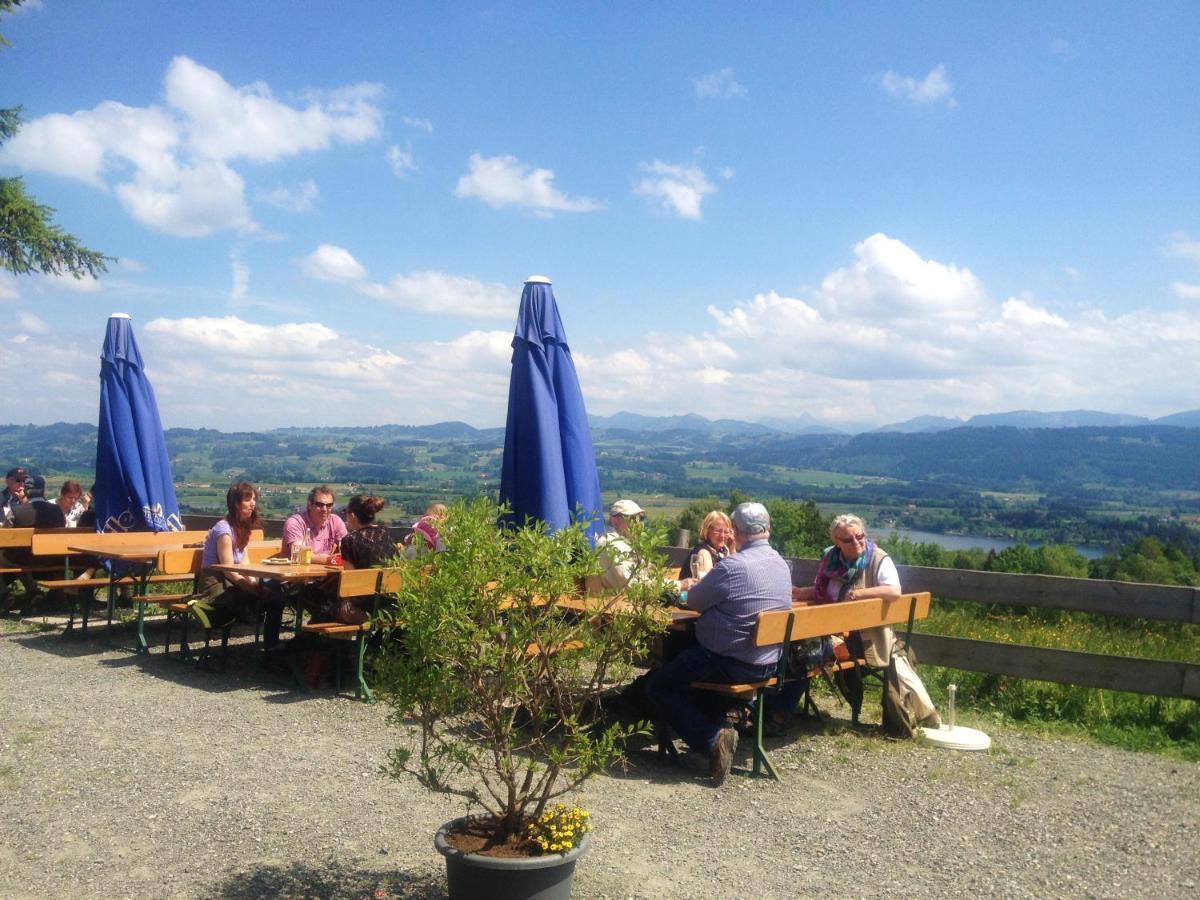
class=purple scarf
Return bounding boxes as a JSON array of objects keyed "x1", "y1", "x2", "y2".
[{"x1": 812, "y1": 540, "x2": 875, "y2": 604}]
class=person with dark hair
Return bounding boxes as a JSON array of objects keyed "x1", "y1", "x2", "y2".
[
  {"x1": 194, "y1": 482, "x2": 273, "y2": 631},
  {"x1": 327, "y1": 494, "x2": 394, "y2": 625},
  {"x1": 11, "y1": 476, "x2": 65, "y2": 528},
  {"x1": 282, "y1": 485, "x2": 348, "y2": 564},
  {"x1": 2, "y1": 467, "x2": 27, "y2": 525},
  {"x1": 57, "y1": 481, "x2": 85, "y2": 527}
]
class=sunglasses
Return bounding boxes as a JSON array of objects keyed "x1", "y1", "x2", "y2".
[{"x1": 311, "y1": 501, "x2": 335, "y2": 509}]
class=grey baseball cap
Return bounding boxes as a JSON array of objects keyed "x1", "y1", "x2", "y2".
[{"x1": 731, "y1": 501, "x2": 770, "y2": 535}]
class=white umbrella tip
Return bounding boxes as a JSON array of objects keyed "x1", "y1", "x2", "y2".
[
  {"x1": 524, "y1": 275, "x2": 552, "y2": 285},
  {"x1": 110, "y1": 312, "x2": 132, "y2": 319}
]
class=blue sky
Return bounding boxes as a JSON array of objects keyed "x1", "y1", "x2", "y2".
[{"x1": 2, "y1": 1, "x2": 1198, "y2": 431}]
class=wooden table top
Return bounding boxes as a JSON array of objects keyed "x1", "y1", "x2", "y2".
[{"x1": 209, "y1": 560, "x2": 339, "y2": 582}]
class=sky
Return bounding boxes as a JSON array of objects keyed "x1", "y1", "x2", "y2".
[{"x1": 1, "y1": 1, "x2": 1198, "y2": 433}]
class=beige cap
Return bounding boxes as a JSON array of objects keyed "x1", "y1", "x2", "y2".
[{"x1": 609, "y1": 498, "x2": 645, "y2": 518}]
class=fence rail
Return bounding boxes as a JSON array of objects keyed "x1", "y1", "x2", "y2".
[{"x1": 662, "y1": 545, "x2": 1200, "y2": 700}]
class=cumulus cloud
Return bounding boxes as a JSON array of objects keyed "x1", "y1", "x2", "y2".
[
  {"x1": 0, "y1": 56, "x2": 383, "y2": 237},
  {"x1": 1170, "y1": 281, "x2": 1200, "y2": 300},
  {"x1": 633, "y1": 159, "x2": 718, "y2": 220},
  {"x1": 694, "y1": 67, "x2": 747, "y2": 99},
  {"x1": 358, "y1": 270, "x2": 516, "y2": 319},
  {"x1": 879, "y1": 64, "x2": 957, "y2": 107},
  {"x1": 300, "y1": 243, "x2": 516, "y2": 320},
  {"x1": 301, "y1": 244, "x2": 368, "y2": 283},
  {"x1": 454, "y1": 153, "x2": 604, "y2": 215}
]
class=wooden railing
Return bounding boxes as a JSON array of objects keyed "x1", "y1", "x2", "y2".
[{"x1": 661, "y1": 546, "x2": 1200, "y2": 700}]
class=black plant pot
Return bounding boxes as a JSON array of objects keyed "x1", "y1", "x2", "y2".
[{"x1": 434, "y1": 816, "x2": 591, "y2": 900}]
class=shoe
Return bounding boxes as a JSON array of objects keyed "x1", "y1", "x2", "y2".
[{"x1": 708, "y1": 727, "x2": 738, "y2": 786}]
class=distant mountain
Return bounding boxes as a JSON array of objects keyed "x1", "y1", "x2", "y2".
[
  {"x1": 964, "y1": 410, "x2": 1151, "y2": 429},
  {"x1": 875, "y1": 415, "x2": 966, "y2": 434},
  {"x1": 1152, "y1": 409, "x2": 1200, "y2": 427},
  {"x1": 756, "y1": 414, "x2": 847, "y2": 435},
  {"x1": 589, "y1": 412, "x2": 775, "y2": 436}
]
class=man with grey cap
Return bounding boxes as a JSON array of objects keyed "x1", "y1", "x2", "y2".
[
  {"x1": 588, "y1": 498, "x2": 647, "y2": 593},
  {"x1": 646, "y1": 501, "x2": 792, "y2": 785}
]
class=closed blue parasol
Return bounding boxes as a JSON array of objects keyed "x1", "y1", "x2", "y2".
[
  {"x1": 94, "y1": 313, "x2": 183, "y2": 533},
  {"x1": 499, "y1": 276, "x2": 603, "y2": 541}
]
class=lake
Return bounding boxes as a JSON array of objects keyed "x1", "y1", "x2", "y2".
[{"x1": 883, "y1": 526, "x2": 1108, "y2": 560}]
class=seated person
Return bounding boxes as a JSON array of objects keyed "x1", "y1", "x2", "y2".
[
  {"x1": 645, "y1": 502, "x2": 792, "y2": 785},
  {"x1": 11, "y1": 476, "x2": 65, "y2": 529},
  {"x1": 793, "y1": 513, "x2": 900, "y2": 667},
  {"x1": 678, "y1": 510, "x2": 735, "y2": 583},
  {"x1": 403, "y1": 502, "x2": 446, "y2": 556},
  {"x1": 586, "y1": 498, "x2": 647, "y2": 594},
  {"x1": 58, "y1": 481, "x2": 87, "y2": 527},
  {"x1": 329, "y1": 494, "x2": 394, "y2": 625},
  {"x1": 2, "y1": 466, "x2": 27, "y2": 525},
  {"x1": 194, "y1": 482, "x2": 274, "y2": 630},
  {"x1": 282, "y1": 486, "x2": 348, "y2": 563}
]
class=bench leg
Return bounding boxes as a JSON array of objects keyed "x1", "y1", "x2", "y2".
[
  {"x1": 745, "y1": 691, "x2": 780, "y2": 781},
  {"x1": 354, "y1": 632, "x2": 374, "y2": 702}
]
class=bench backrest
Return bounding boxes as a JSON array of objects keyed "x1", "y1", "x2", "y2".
[
  {"x1": 0, "y1": 527, "x2": 77, "y2": 550},
  {"x1": 31, "y1": 528, "x2": 264, "y2": 557},
  {"x1": 789, "y1": 592, "x2": 931, "y2": 641},
  {"x1": 754, "y1": 608, "x2": 797, "y2": 647},
  {"x1": 337, "y1": 566, "x2": 403, "y2": 599},
  {"x1": 156, "y1": 541, "x2": 279, "y2": 575}
]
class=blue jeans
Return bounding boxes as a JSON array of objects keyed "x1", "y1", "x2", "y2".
[{"x1": 645, "y1": 645, "x2": 776, "y2": 755}]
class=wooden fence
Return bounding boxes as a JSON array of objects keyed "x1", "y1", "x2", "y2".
[{"x1": 663, "y1": 546, "x2": 1200, "y2": 700}]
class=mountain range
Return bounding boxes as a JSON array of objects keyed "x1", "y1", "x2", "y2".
[{"x1": 588, "y1": 408, "x2": 1200, "y2": 437}]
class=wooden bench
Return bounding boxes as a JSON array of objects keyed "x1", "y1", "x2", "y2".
[
  {"x1": 30, "y1": 529, "x2": 262, "y2": 637},
  {"x1": 160, "y1": 543, "x2": 281, "y2": 665},
  {"x1": 676, "y1": 592, "x2": 933, "y2": 781},
  {"x1": 1, "y1": 527, "x2": 76, "y2": 613},
  {"x1": 789, "y1": 592, "x2": 933, "y2": 725},
  {"x1": 299, "y1": 566, "x2": 403, "y2": 700}
]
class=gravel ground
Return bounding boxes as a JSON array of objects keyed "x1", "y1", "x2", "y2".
[{"x1": 1, "y1": 619, "x2": 1197, "y2": 900}]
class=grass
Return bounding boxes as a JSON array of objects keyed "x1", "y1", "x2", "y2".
[{"x1": 917, "y1": 601, "x2": 1200, "y2": 761}]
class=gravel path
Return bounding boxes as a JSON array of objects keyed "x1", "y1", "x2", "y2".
[{"x1": 1, "y1": 620, "x2": 1197, "y2": 899}]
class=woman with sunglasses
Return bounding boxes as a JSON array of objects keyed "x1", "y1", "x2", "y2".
[{"x1": 794, "y1": 513, "x2": 901, "y2": 667}]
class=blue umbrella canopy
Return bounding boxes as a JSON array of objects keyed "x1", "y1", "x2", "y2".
[
  {"x1": 94, "y1": 313, "x2": 183, "y2": 533},
  {"x1": 499, "y1": 277, "x2": 603, "y2": 542}
]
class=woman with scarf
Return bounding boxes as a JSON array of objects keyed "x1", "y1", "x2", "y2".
[{"x1": 794, "y1": 513, "x2": 901, "y2": 667}]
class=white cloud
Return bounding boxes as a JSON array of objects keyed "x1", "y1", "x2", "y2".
[
  {"x1": 402, "y1": 115, "x2": 433, "y2": 135},
  {"x1": 633, "y1": 159, "x2": 718, "y2": 220},
  {"x1": 0, "y1": 56, "x2": 383, "y2": 237},
  {"x1": 145, "y1": 315, "x2": 340, "y2": 361},
  {"x1": 694, "y1": 67, "x2": 747, "y2": 99},
  {"x1": 454, "y1": 153, "x2": 604, "y2": 215},
  {"x1": 259, "y1": 179, "x2": 319, "y2": 212},
  {"x1": 358, "y1": 271, "x2": 517, "y2": 319},
  {"x1": 387, "y1": 143, "x2": 417, "y2": 178},
  {"x1": 301, "y1": 244, "x2": 368, "y2": 283},
  {"x1": 117, "y1": 258, "x2": 147, "y2": 273},
  {"x1": 0, "y1": 275, "x2": 18, "y2": 301},
  {"x1": 16, "y1": 310, "x2": 49, "y2": 334},
  {"x1": 1165, "y1": 232, "x2": 1200, "y2": 262},
  {"x1": 1170, "y1": 281, "x2": 1200, "y2": 300},
  {"x1": 164, "y1": 57, "x2": 382, "y2": 162},
  {"x1": 879, "y1": 64, "x2": 958, "y2": 107}
]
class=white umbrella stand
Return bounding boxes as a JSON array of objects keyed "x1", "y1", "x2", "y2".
[{"x1": 921, "y1": 684, "x2": 992, "y2": 751}]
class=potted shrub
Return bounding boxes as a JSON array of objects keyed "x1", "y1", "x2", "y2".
[{"x1": 375, "y1": 498, "x2": 667, "y2": 899}]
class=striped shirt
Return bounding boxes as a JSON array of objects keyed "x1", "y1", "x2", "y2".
[{"x1": 686, "y1": 537, "x2": 793, "y2": 666}]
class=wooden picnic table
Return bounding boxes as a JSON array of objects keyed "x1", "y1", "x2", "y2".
[{"x1": 209, "y1": 559, "x2": 341, "y2": 638}]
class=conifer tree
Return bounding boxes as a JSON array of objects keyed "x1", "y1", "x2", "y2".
[{"x1": 1, "y1": 0, "x2": 111, "y2": 279}]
